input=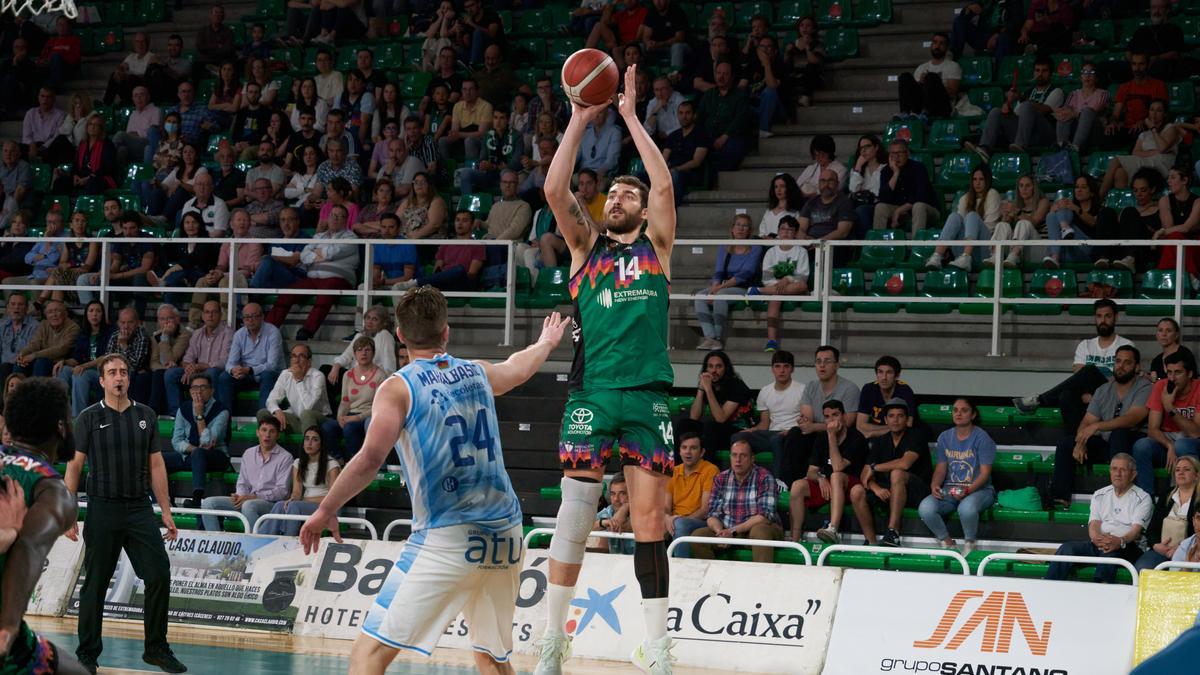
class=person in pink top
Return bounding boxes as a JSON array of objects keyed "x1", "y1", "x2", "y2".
[
  {"x1": 190, "y1": 209, "x2": 263, "y2": 324},
  {"x1": 1054, "y1": 61, "x2": 1108, "y2": 153},
  {"x1": 421, "y1": 209, "x2": 486, "y2": 292}
]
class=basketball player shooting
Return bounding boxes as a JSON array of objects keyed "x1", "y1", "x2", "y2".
[
  {"x1": 534, "y1": 64, "x2": 678, "y2": 675},
  {"x1": 299, "y1": 288, "x2": 568, "y2": 675}
]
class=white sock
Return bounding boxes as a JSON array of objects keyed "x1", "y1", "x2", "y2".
[
  {"x1": 642, "y1": 597, "x2": 669, "y2": 643},
  {"x1": 544, "y1": 583, "x2": 574, "y2": 637}
]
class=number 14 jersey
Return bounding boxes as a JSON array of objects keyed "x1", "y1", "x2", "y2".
[{"x1": 394, "y1": 356, "x2": 521, "y2": 533}]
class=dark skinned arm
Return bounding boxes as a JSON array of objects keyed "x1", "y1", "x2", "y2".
[{"x1": 0, "y1": 480, "x2": 77, "y2": 655}]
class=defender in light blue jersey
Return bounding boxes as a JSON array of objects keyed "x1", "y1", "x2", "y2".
[{"x1": 300, "y1": 287, "x2": 568, "y2": 675}]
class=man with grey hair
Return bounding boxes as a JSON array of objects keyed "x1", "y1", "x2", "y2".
[
  {"x1": 1045, "y1": 452, "x2": 1152, "y2": 583},
  {"x1": 149, "y1": 303, "x2": 191, "y2": 414},
  {"x1": 644, "y1": 76, "x2": 685, "y2": 143},
  {"x1": 111, "y1": 85, "x2": 161, "y2": 166},
  {"x1": 325, "y1": 304, "x2": 396, "y2": 403},
  {"x1": 245, "y1": 177, "x2": 284, "y2": 237},
  {"x1": 180, "y1": 169, "x2": 229, "y2": 235},
  {"x1": 482, "y1": 170, "x2": 532, "y2": 240}
]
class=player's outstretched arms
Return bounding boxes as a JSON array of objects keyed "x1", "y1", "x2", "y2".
[
  {"x1": 300, "y1": 377, "x2": 410, "y2": 555},
  {"x1": 617, "y1": 64, "x2": 676, "y2": 252},
  {"x1": 0, "y1": 479, "x2": 77, "y2": 656},
  {"x1": 479, "y1": 312, "x2": 571, "y2": 396},
  {"x1": 546, "y1": 102, "x2": 609, "y2": 253}
]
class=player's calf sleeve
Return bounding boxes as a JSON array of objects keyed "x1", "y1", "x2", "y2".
[
  {"x1": 634, "y1": 540, "x2": 669, "y2": 599},
  {"x1": 548, "y1": 476, "x2": 603, "y2": 565}
]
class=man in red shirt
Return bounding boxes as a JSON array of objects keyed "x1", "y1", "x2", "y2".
[
  {"x1": 423, "y1": 209, "x2": 486, "y2": 292},
  {"x1": 37, "y1": 15, "x2": 81, "y2": 92},
  {"x1": 1106, "y1": 52, "x2": 1168, "y2": 145},
  {"x1": 585, "y1": 0, "x2": 647, "y2": 67},
  {"x1": 1134, "y1": 349, "x2": 1200, "y2": 495}
]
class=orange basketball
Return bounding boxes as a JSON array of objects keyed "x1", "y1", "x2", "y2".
[{"x1": 561, "y1": 48, "x2": 619, "y2": 107}]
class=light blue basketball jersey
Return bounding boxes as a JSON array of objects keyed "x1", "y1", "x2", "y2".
[{"x1": 395, "y1": 353, "x2": 522, "y2": 533}]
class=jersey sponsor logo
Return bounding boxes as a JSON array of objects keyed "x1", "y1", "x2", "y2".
[
  {"x1": 442, "y1": 476, "x2": 459, "y2": 492},
  {"x1": 463, "y1": 528, "x2": 522, "y2": 569},
  {"x1": 0, "y1": 451, "x2": 56, "y2": 477},
  {"x1": 139, "y1": 420, "x2": 147, "y2": 430},
  {"x1": 652, "y1": 401, "x2": 669, "y2": 416},
  {"x1": 597, "y1": 288, "x2": 614, "y2": 309},
  {"x1": 568, "y1": 408, "x2": 595, "y2": 435}
]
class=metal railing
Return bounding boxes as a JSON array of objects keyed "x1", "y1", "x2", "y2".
[
  {"x1": 7, "y1": 235, "x2": 1193, "y2": 358},
  {"x1": 816, "y1": 543, "x2": 969, "y2": 574},
  {"x1": 521, "y1": 526, "x2": 635, "y2": 551},
  {"x1": 1153, "y1": 560, "x2": 1200, "y2": 572},
  {"x1": 668, "y1": 535, "x2": 813, "y2": 565},
  {"x1": 251, "y1": 513, "x2": 379, "y2": 539},
  {"x1": 382, "y1": 517, "x2": 413, "y2": 541},
  {"x1": 976, "y1": 551, "x2": 1140, "y2": 585}
]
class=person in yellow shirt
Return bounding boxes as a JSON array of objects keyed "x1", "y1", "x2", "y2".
[
  {"x1": 666, "y1": 432, "x2": 720, "y2": 558},
  {"x1": 576, "y1": 168, "x2": 607, "y2": 223}
]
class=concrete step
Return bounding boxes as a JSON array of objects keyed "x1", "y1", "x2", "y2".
[
  {"x1": 791, "y1": 102, "x2": 896, "y2": 127},
  {"x1": 716, "y1": 167, "x2": 814, "y2": 191}
]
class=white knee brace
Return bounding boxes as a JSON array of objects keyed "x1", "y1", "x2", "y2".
[{"x1": 548, "y1": 476, "x2": 604, "y2": 565}]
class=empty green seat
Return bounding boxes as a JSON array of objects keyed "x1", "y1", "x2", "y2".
[
  {"x1": 1086, "y1": 151, "x2": 1122, "y2": 179},
  {"x1": 966, "y1": 87, "x2": 1005, "y2": 117},
  {"x1": 30, "y1": 163, "x2": 51, "y2": 193},
  {"x1": 853, "y1": 229, "x2": 907, "y2": 270},
  {"x1": 852, "y1": 0, "x2": 892, "y2": 25},
  {"x1": 928, "y1": 118, "x2": 968, "y2": 154},
  {"x1": 527, "y1": 266, "x2": 571, "y2": 308},
  {"x1": 958, "y1": 56, "x2": 993, "y2": 88},
  {"x1": 823, "y1": 28, "x2": 859, "y2": 60},
  {"x1": 1117, "y1": 17, "x2": 1151, "y2": 44},
  {"x1": 1103, "y1": 188, "x2": 1135, "y2": 210},
  {"x1": 1076, "y1": 19, "x2": 1115, "y2": 50},
  {"x1": 989, "y1": 152, "x2": 1031, "y2": 190},
  {"x1": 884, "y1": 119, "x2": 924, "y2": 150},
  {"x1": 1050, "y1": 54, "x2": 1083, "y2": 86},
  {"x1": 544, "y1": 38, "x2": 583, "y2": 66},
  {"x1": 1129, "y1": 269, "x2": 1185, "y2": 316},
  {"x1": 936, "y1": 152, "x2": 982, "y2": 191},
  {"x1": 1068, "y1": 269, "x2": 1133, "y2": 315},
  {"x1": 998, "y1": 55, "x2": 1035, "y2": 87},
  {"x1": 1015, "y1": 269, "x2": 1078, "y2": 315},
  {"x1": 735, "y1": 1, "x2": 774, "y2": 26},
  {"x1": 961, "y1": 267, "x2": 1023, "y2": 314},
  {"x1": 1180, "y1": 16, "x2": 1200, "y2": 47},
  {"x1": 1169, "y1": 81, "x2": 1195, "y2": 115},
  {"x1": 854, "y1": 267, "x2": 915, "y2": 313},
  {"x1": 458, "y1": 193, "x2": 493, "y2": 217},
  {"x1": 910, "y1": 267, "x2": 968, "y2": 314}
]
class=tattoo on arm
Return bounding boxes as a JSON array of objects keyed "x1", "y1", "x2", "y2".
[{"x1": 568, "y1": 200, "x2": 588, "y2": 228}]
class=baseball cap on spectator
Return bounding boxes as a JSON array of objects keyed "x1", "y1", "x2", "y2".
[{"x1": 881, "y1": 398, "x2": 909, "y2": 415}]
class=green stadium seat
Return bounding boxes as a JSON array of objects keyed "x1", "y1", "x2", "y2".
[
  {"x1": 989, "y1": 152, "x2": 1031, "y2": 190},
  {"x1": 936, "y1": 152, "x2": 982, "y2": 191},
  {"x1": 774, "y1": 0, "x2": 809, "y2": 28},
  {"x1": 1050, "y1": 54, "x2": 1083, "y2": 86},
  {"x1": 960, "y1": 267, "x2": 1023, "y2": 314},
  {"x1": 1103, "y1": 188, "x2": 1135, "y2": 210},
  {"x1": 526, "y1": 266, "x2": 571, "y2": 308},
  {"x1": 1076, "y1": 19, "x2": 1115, "y2": 50},
  {"x1": 853, "y1": 0, "x2": 892, "y2": 25},
  {"x1": 116, "y1": 193, "x2": 141, "y2": 214},
  {"x1": 1169, "y1": 81, "x2": 1195, "y2": 115},
  {"x1": 909, "y1": 267, "x2": 968, "y2": 314},
  {"x1": 204, "y1": 132, "x2": 230, "y2": 158},
  {"x1": 137, "y1": 0, "x2": 166, "y2": 22},
  {"x1": 1180, "y1": 16, "x2": 1200, "y2": 47},
  {"x1": 1015, "y1": 269, "x2": 1078, "y2": 315},
  {"x1": 735, "y1": 1, "x2": 774, "y2": 27},
  {"x1": 814, "y1": 0, "x2": 852, "y2": 27},
  {"x1": 854, "y1": 267, "x2": 915, "y2": 313},
  {"x1": 1129, "y1": 269, "x2": 1185, "y2": 316},
  {"x1": 801, "y1": 267, "x2": 863, "y2": 312},
  {"x1": 958, "y1": 56, "x2": 993, "y2": 88},
  {"x1": 374, "y1": 42, "x2": 405, "y2": 70},
  {"x1": 110, "y1": 107, "x2": 132, "y2": 135},
  {"x1": 1068, "y1": 269, "x2": 1133, "y2": 316},
  {"x1": 544, "y1": 38, "x2": 584, "y2": 67},
  {"x1": 823, "y1": 28, "x2": 859, "y2": 60},
  {"x1": 998, "y1": 55, "x2": 1035, "y2": 87},
  {"x1": 1117, "y1": 17, "x2": 1151, "y2": 44},
  {"x1": 883, "y1": 119, "x2": 924, "y2": 150},
  {"x1": 966, "y1": 86, "x2": 1005, "y2": 117},
  {"x1": 852, "y1": 229, "x2": 907, "y2": 270},
  {"x1": 458, "y1": 193, "x2": 493, "y2": 217},
  {"x1": 30, "y1": 163, "x2": 51, "y2": 193},
  {"x1": 73, "y1": 195, "x2": 104, "y2": 223},
  {"x1": 399, "y1": 71, "x2": 433, "y2": 102},
  {"x1": 903, "y1": 228, "x2": 941, "y2": 269},
  {"x1": 927, "y1": 118, "x2": 968, "y2": 154},
  {"x1": 1085, "y1": 151, "x2": 1122, "y2": 179}
]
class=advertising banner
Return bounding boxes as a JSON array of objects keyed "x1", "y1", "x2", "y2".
[
  {"x1": 1133, "y1": 569, "x2": 1200, "y2": 666},
  {"x1": 65, "y1": 530, "x2": 307, "y2": 631},
  {"x1": 292, "y1": 541, "x2": 840, "y2": 673},
  {"x1": 824, "y1": 570, "x2": 1138, "y2": 675},
  {"x1": 27, "y1": 526, "x2": 85, "y2": 617}
]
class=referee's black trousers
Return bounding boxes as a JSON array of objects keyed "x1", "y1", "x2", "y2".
[{"x1": 77, "y1": 497, "x2": 171, "y2": 661}]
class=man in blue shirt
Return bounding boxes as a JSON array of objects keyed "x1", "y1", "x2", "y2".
[
  {"x1": 577, "y1": 113, "x2": 622, "y2": 183},
  {"x1": 872, "y1": 140, "x2": 939, "y2": 235},
  {"x1": 216, "y1": 302, "x2": 283, "y2": 411},
  {"x1": 367, "y1": 214, "x2": 419, "y2": 291},
  {"x1": 162, "y1": 372, "x2": 231, "y2": 507}
]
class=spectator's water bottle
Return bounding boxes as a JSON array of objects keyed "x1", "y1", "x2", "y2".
[{"x1": 948, "y1": 485, "x2": 966, "y2": 500}]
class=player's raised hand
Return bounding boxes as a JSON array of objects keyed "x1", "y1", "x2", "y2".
[
  {"x1": 571, "y1": 100, "x2": 609, "y2": 126},
  {"x1": 536, "y1": 312, "x2": 570, "y2": 349},
  {"x1": 617, "y1": 64, "x2": 637, "y2": 119},
  {"x1": 300, "y1": 506, "x2": 343, "y2": 554}
]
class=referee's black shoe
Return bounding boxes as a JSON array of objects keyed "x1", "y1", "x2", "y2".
[
  {"x1": 77, "y1": 657, "x2": 98, "y2": 675},
  {"x1": 143, "y1": 649, "x2": 188, "y2": 673}
]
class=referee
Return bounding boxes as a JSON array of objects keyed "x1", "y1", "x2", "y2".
[{"x1": 64, "y1": 353, "x2": 187, "y2": 674}]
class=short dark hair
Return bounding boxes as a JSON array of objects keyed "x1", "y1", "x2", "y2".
[
  {"x1": 1165, "y1": 349, "x2": 1197, "y2": 374},
  {"x1": 809, "y1": 134, "x2": 836, "y2": 160},
  {"x1": 678, "y1": 99, "x2": 696, "y2": 113},
  {"x1": 578, "y1": 168, "x2": 598, "y2": 182},
  {"x1": 120, "y1": 210, "x2": 141, "y2": 226},
  {"x1": 403, "y1": 115, "x2": 422, "y2": 127},
  {"x1": 822, "y1": 399, "x2": 846, "y2": 415},
  {"x1": 771, "y1": 350, "x2": 794, "y2": 367},
  {"x1": 611, "y1": 175, "x2": 649, "y2": 209},
  {"x1": 326, "y1": 108, "x2": 345, "y2": 121},
  {"x1": 191, "y1": 372, "x2": 213, "y2": 387},
  {"x1": 380, "y1": 212, "x2": 401, "y2": 227},
  {"x1": 1033, "y1": 55, "x2": 1053, "y2": 70},
  {"x1": 97, "y1": 352, "x2": 131, "y2": 376},
  {"x1": 258, "y1": 416, "x2": 281, "y2": 431},
  {"x1": 1115, "y1": 344, "x2": 1141, "y2": 364},
  {"x1": 875, "y1": 355, "x2": 902, "y2": 375},
  {"x1": 610, "y1": 472, "x2": 627, "y2": 487},
  {"x1": 3, "y1": 377, "x2": 70, "y2": 445},
  {"x1": 815, "y1": 345, "x2": 840, "y2": 362},
  {"x1": 1093, "y1": 298, "x2": 1118, "y2": 314},
  {"x1": 933, "y1": 31, "x2": 950, "y2": 41},
  {"x1": 678, "y1": 431, "x2": 702, "y2": 447}
]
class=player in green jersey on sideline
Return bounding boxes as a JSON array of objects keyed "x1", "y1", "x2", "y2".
[
  {"x1": 0, "y1": 377, "x2": 89, "y2": 674},
  {"x1": 534, "y1": 64, "x2": 678, "y2": 675}
]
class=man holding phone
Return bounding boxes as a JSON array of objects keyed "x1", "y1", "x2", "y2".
[{"x1": 1132, "y1": 350, "x2": 1200, "y2": 496}]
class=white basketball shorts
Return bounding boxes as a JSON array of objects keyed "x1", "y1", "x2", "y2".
[{"x1": 361, "y1": 523, "x2": 524, "y2": 661}]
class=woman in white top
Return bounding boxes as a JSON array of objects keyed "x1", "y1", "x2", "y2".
[
  {"x1": 988, "y1": 174, "x2": 1050, "y2": 268},
  {"x1": 794, "y1": 134, "x2": 848, "y2": 200},
  {"x1": 290, "y1": 77, "x2": 330, "y2": 132},
  {"x1": 759, "y1": 173, "x2": 804, "y2": 238},
  {"x1": 927, "y1": 167, "x2": 1003, "y2": 271},
  {"x1": 1138, "y1": 456, "x2": 1199, "y2": 570},
  {"x1": 262, "y1": 426, "x2": 341, "y2": 536},
  {"x1": 1101, "y1": 99, "x2": 1182, "y2": 196},
  {"x1": 849, "y1": 134, "x2": 885, "y2": 238},
  {"x1": 285, "y1": 145, "x2": 323, "y2": 208},
  {"x1": 747, "y1": 216, "x2": 810, "y2": 352},
  {"x1": 1170, "y1": 510, "x2": 1200, "y2": 568}
]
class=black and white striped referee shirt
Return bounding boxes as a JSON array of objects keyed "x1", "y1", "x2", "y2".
[{"x1": 74, "y1": 400, "x2": 159, "y2": 500}]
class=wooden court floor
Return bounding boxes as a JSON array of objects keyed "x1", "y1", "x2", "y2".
[{"x1": 28, "y1": 617, "x2": 728, "y2": 674}]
